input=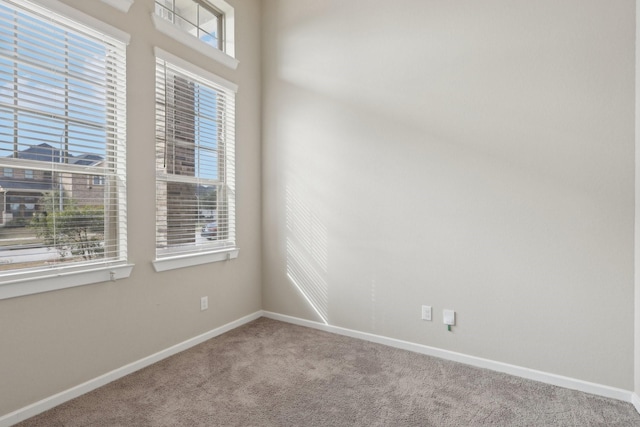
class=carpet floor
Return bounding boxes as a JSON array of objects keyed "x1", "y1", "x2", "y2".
[{"x1": 16, "y1": 317, "x2": 640, "y2": 426}]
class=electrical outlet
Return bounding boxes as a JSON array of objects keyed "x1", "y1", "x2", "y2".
[
  {"x1": 200, "y1": 296, "x2": 208, "y2": 311},
  {"x1": 421, "y1": 305, "x2": 432, "y2": 321},
  {"x1": 443, "y1": 309, "x2": 455, "y2": 326}
]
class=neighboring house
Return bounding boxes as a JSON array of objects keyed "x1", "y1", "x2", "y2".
[
  {"x1": 0, "y1": 143, "x2": 104, "y2": 226},
  {"x1": 69, "y1": 154, "x2": 107, "y2": 206}
]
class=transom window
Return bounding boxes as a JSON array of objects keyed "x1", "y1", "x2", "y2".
[{"x1": 155, "y1": 0, "x2": 224, "y2": 51}]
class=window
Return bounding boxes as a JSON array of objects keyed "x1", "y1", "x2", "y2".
[
  {"x1": 4, "y1": 168, "x2": 13, "y2": 177},
  {"x1": 93, "y1": 175, "x2": 105, "y2": 186},
  {"x1": 152, "y1": 0, "x2": 237, "y2": 69},
  {"x1": 154, "y1": 49, "x2": 237, "y2": 271},
  {"x1": 0, "y1": 0, "x2": 131, "y2": 297},
  {"x1": 155, "y1": 0, "x2": 223, "y2": 50}
]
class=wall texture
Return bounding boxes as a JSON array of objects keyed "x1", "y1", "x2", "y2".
[
  {"x1": 1, "y1": 0, "x2": 637, "y2": 419},
  {"x1": 0, "y1": 0, "x2": 262, "y2": 416},
  {"x1": 261, "y1": 0, "x2": 635, "y2": 389},
  {"x1": 634, "y1": 0, "x2": 640, "y2": 408}
]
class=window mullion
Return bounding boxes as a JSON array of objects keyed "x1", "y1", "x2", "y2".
[
  {"x1": 172, "y1": 0, "x2": 176, "y2": 24},
  {"x1": 196, "y1": 3, "x2": 200, "y2": 40}
]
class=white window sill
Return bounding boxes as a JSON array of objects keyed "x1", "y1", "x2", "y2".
[
  {"x1": 0, "y1": 263, "x2": 134, "y2": 301},
  {"x1": 151, "y1": 14, "x2": 239, "y2": 70},
  {"x1": 153, "y1": 248, "x2": 239, "y2": 272},
  {"x1": 101, "y1": 0, "x2": 134, "y2": 13}
]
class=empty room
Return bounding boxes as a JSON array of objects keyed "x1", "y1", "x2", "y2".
[{"x1": 1, "y1": 0, "x2": 639, "y2": 425}]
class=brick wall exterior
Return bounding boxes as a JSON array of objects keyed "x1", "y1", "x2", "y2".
[{"x1": 164, "y1": 75, "x2": 196, "y2": 246}]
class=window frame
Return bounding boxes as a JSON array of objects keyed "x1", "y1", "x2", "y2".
[
  {"x1": 151, "y1": 0, "x2": 238, "y2": 70},
  {"x1": 101, "y1": 0, "x2": 134, "y2": 13},
  {"x1": 0, "y1": 0, "x2": 133, "y2": 301},
  {"x1": 152, "y1": 48, "x2": 238, "y2": 272}
]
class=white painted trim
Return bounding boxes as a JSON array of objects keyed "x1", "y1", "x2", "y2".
[
  {"x1": 154, "y1": 47, "x2": 238, "y2": 92},
  {"x1": 152, "y1": 14, "x2": 239, "y2": 70},
  {"x1": 633, "y1": 393, "x2": 640, "y2": 414},
  {"x1": 209, "y1": 0, "x2": 235, "y2": 58},
  {"x1": 2, "y1": 310, "x2": 636, "y2": 427},
  {"x1": 152, "y1": 248, "x2": 239, "y2": 272},
  {"x1": 262, "y1": 311, "x2": 636, "y2": 405},
  {"x1": 101, "y1": 0, "x2": 134, "y2": 13},
  {"x1": 0, "y1": 311, "x2": 262, "y2": 427},
  {"x1": 23, "y1": 0, "x2": 131, "y2": 44},
  {"x1": 0, "y1": 264, "x2": 134, "y2": 301}
]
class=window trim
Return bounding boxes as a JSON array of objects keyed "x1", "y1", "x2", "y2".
[
  {"x1": 0, "y1": 264, "x2": 134, "y2": 300},
  {"x1": 153, "y1": 47, "x2": 238, "y2": 271},
  {"x1": 151, "y1": 0, "x2": 238, "y2": 70},
  {"x1": 199, "y1": 1, "x2": 224, "y2": 51},
  {"x1": 0, "y1": 0, "x2": 133, "y2": 300},
  {"x1": 101, "y1": 0, "x2": 134, "y2": 13},
  {"x1": 155, "y1": 47, "x2": 238, "y2": 92},
  {"x1": 27, "y1": 0, "x2": 131, "y2": 43},
  {"x1": 152, "y1": 248, "x2": 238, "y2": 272}
]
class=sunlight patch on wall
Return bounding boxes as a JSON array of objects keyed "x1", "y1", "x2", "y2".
[{"x1": 285, "y1": 184, "x2": 328, "y2": 324}]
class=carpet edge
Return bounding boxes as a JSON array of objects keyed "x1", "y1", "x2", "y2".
[
  {"x1": 632, "y1": 393, "x2": 640, "y2": 414},
  {"x1": 0, "y1": 311, "x2": 263, "y2": 427},
  {"x1": 262, "y1": 311, "x2": 636, "y2": 409},
  {"x1": 4, "y1": 309, "x2": 636, "y2": 427}
]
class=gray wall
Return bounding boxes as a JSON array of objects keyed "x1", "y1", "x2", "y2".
[
  {"x1": 0, "y1": 0, "x2": 262, "y2": 416},
  {"x1": 634, "y1": 0, "x2": 640, "y2": 407},
  {"x1": 1, "y1": 0, "x2": 638, "y2": 418},
  {"x1": 261, "y1": 0, "x2": 635, "y2": 389}
]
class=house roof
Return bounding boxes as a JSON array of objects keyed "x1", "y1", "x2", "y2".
[
  {"x1": 16, "y1": 143, "x2": 62, "y2": 163},
  {"x1": 71, "y1": 154, "x2": 103, "y2": 166},
  {"x1": 0, "y1": 144, "x2": 104, "y2": 193},
  {"x1": 8, "y1": 143, "x2": 103, "y2": 166}
]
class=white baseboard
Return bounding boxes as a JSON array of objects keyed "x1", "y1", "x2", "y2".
[
  {"x1": 262, "y1": 311, "x2": 637, "y2": 407},
  {"x1": 632, "y1": 393, "x2": 640, "y2": 414},
  {"x1": 3, "y1": 309, "x2": 638, "y2": 427},
  {"x1": 0, "y1": 311, "x2": 262, "y2": 427}
]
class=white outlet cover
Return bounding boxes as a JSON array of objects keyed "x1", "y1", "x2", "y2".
[
  {"x1": 443, "y1": 309, "x2": 455, "y2": 325},
  {"x1": 421, "y1": 305, "x2": 432, "y2": 321}
]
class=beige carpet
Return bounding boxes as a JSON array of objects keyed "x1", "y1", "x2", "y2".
[{"x1": 16, "y1": 317, "x2": 640, "y2": 426}]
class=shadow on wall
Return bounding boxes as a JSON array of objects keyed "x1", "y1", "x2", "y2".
[{"x1": 285, "y1": 183, "x2": 328, "y2": 324}]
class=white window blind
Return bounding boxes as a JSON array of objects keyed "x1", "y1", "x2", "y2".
[
  {"x1": 155, "y1": 55, "x2": 236, "y2": 260},
  {"x1": 0, "y1": 0, "x2": 127, "y2": 276}
]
